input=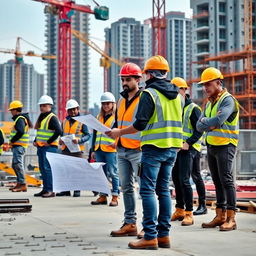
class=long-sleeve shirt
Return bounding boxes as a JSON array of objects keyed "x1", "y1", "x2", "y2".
[
  {"x1": 10, "y1": 114, "x2": 26, "y2": 143},
  {"x1": 0, "y1": 129, "x2": 4, "y2": 146}
]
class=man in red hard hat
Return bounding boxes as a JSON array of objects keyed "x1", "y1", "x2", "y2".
[{"x1": 110, "y1": 63, "x2": 143, "y2": 238}]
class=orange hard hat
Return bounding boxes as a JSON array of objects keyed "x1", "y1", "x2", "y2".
[
  {"x1": 171, "y1": 77, "x2": 189, "y2": 88},
  {"x1": 119, "y1": 63, "x2": 142, "y2": 77},
  {"x1": 143, "y1": 55, "x2": 170, "y2": 73}
]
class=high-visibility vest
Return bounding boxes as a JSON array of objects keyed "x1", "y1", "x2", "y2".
[
  {"x1": 95, "y1": 115, "x2": 116, "y2": 152},
  {"x1": 0, "y1": 128, "x2": 4, "y2": 154},
  {"x1": 117, "y1": 96, "x2": 141, "y2": 149},
  {"x1": 141, "y1": 88, "x2": 183, "y2": 148},
  {"x1": 183, "y1": 103, "x2": 202, "y2": 152},
  {"x1": 205, "y1": 91, "x2": 239, "y2": 146},
  {"x1": 36, "y1": 113, "x2": 59, "y2": 147},
  {"x1": 9, "y1": 116, "x2": 29, "y2": 148},
  {"x1": 62, "y1": 119, "x2": 84, "y2": 151}
]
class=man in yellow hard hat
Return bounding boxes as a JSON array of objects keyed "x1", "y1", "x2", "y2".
[
  {"x1": 107, "y1": 55, "x2": 183, "y2": 249},
  {"x1": 8, "y1": 100, "x2": 33, "y2": 192},
  {"x1": 170, "y1": 77, "x2": 205, "y2": 226},
  {"x1": 196, "y1": 67, "x2": 239, "y2": 231}
]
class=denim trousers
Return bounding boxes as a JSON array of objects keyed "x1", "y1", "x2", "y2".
[
  {"x1": 95, "y1": 149, "x2": 119, "y2": 196},
  {"x1": 117, "y1": 147, "x2": 141, "y2": 224},
  {"x1": 12, "y1": 146, "x2": 26, "y2": 184},
  {"x1": 207, "y1": 144, "x2": 237, "y2": 210},
  {"x1": 172, "y1": 148, "x2": 197, "y2": 211},
  {"x1": 37, "y1": 146, "x2": 58, "y2": 192},
  {"x1": 140, "y1": 146, "x2": 177, "y2": 240}
]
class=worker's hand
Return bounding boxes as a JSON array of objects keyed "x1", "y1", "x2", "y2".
[
  {"x1": 105, "y1": 128, "x2": 122, "y2": 139},
  {"x1": 182, "y1": 142, "x2": 189, "y2": 150},
  {"x1": 91, "y1": 151, "x2": 95, "y2": 161},
  {"x1": 33, "y1": 141, "x2": 38, "y2": 147},
  {"x1": 59, "y1": 138, "x2": 63, "y2": 145},
  {"x1": 72, "y1": 138, "x2": 79, "y2": 144},
  {"x1": 109, "y1": 143, "x2": 117, "y2": 149},
  {"x1": 44, "y1": 142, "x2": 50, "y2": 147}
]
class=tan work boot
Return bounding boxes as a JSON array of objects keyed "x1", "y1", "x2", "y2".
[
  {"x1": 202, "y1": 208, "x2": 226, "y2": 228},
  {"x1": 110, "y1": 223, "x2": 137, "y2": 237},
  {"x1": 91, "y1": 195, "x2": 107, "y2": 205},
  {"x1": 128, "y1": 238, "x2": 158, "y2": 250},
  {"x1": 158, "y1": 236, "x2": 171, "y2": 248},
  {"x1": 12, "y1": 184, "x2": 27, "y2": 192},
  {"x1": 171, "y1": 208, "x2": 185, "y2": 221},
  {"x1": 109, "y1": 195, "x2": 118, "y2": 207},
  {"x1": 181, "y1": 211, "x2": 194, "y2": 226},
  {"x1": 219, "y1": 210, "x2": 237, "y2": 231}
]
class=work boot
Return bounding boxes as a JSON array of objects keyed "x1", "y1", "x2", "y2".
[
  {"x1": 158, "y1": 236, "x2": 171, "y2": 248},
  {"x1": 91, "y1": 195, "x2": 107, "y2": 205},
  {"x1": 109, "y1": 195, "x2": 118, "y2": 207},
  {"x1": 56, "y1": 191, "x2": 71, "y2": 196},
  {"x1": 42, "y1": 192, "x2": 55, "y2": 198},
  {"x1": 193, "y1": 203, "x2": 207, "y2": 215},
  {"x1": 181, "y1": 211, "x2": 194, "y2": 226},
  {"x1": 128, "y1": 238, "x2": 158, "y2": 250},
  {"x1": 202, "y1": 208, "x2": 226, "y2": 228},
  {"x1": 34, "y1": 190, "x2": 46, "y2": 197},
  {"x1": 137, "y1": 229, "x2": 145, "y2": 239},
  {"x1": 73, "y1": 191, "x2": 80, "y2": 197},
  {"x1": 171, "y1": 208, "x2": 185, "y2": 221},
  {"x1": 219, "y1": 210, "x2": 237, "y2": 231},
  {"x1": 12, "y1": 184, "x2": 27, "y2": 192},
  {"x1": 9, "y1": 183, "x2": 18, "y2": 191},
  {"x1": 110, "y1": 223, "x2": 137, "y2": 237}
]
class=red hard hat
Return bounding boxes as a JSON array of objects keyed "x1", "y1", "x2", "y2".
[{"x1": 119, "y1": 63, "x2": 142, "y2": 77}]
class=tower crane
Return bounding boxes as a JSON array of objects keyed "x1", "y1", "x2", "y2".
[
  {"x1": 0, "y1": 37, "x2": 56, "y2": 100},
  {"x1": 32, "y1": 0, "x2": 109, "y2": 120}
]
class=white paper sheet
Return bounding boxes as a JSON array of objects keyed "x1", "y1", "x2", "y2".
[
  {"x1": 61, "y1": 134, "x2": 81, "y2": 153},
  {"x1": 73, "y1": 114, "x2": 111, "y2": 133},
  {"x1": 46, "y1": 152, "x2": 110, "y2": 194}
]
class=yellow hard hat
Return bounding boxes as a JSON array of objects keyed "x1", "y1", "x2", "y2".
[
  {"x1": 198, "y1": 67, "x2": 224, "y2": 84},
  {"x1": 171, "y1": 77, "x2": 189, "y2": 88},
  {"x1": 9, "y1": 100, "x2": 23, "y2": 110},
  {"x1": 143, "y1": 55, "x2": 170, "y2": 73}
]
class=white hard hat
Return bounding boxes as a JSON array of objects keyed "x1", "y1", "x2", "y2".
[
  {"x1": 38, "y1": 95, "x2": 53, "y2": 105},
  {"x1": 100, "y1": 92, "x2": 115, "y2": 103},
  {"x1": 66, "y1": 99, "x2": 79, "y2": 110}
]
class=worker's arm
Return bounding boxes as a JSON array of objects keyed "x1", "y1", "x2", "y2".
[
  {"x1": 47, "y1": 116, "x2": 62, "y2": 144},
  {"x1": 0, "y1": 130, "x2": 4, "y2": 146},
  {"x1": 10, "y1": 117, "x2": 26, "y2": 143},
  {"x1": 79, "y1": 124, "x2": 90, "y2": 144}
]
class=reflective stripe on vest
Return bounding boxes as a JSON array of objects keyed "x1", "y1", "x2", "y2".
[
  {"x1": 62, "y1": 119, "x2": 84, "y2": 151},
  {"x1": 95, "y1": 115, "x2": 116, "y2": 152},
  {"x1": 205, "y1": 91, "x2": 239, "y2": 146},
  {"x1": 117, "y1": 96, "x2": 141, "y2": 149},
  {"x1": 36, "y1": 113, "x2": 58, "y2": 146},
  {"x1": 141, "y1": 88, "x2": 183, "y2": 148},
  {"x1": 183, "y1": 103, "x2": 202, "y2": 152},
  {"x1": 9, "y1": 116, "x2": 29, "y2": 148}
]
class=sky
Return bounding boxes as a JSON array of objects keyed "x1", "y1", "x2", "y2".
[{"x1": 0, "y1": 0, "x2": 192, "y2": 108}]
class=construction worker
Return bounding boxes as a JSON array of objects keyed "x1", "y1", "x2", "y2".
[
  {"x1": 8, "y1": 101, "x2": 33, "y2": 192},
  {"x1": 196, "y1": 67, "x2": 239, "y2": 231},
  {"x1": 171, "y1": 77, "x2": 204, "y2": 226},
  {"x1": 90, "y1": 92, "x2": 119, "y2": 206},
  {"x1": 0, "y1": 128, "x2": 4, "y2": 155},
  {"x1": 57, "y1": 99, "x2": 90, "y2": 197},
  {"x1": 108, "y1": 63, "x2": 142, "y2": 237},
  {"x1": 33, "y1": 95, "x2": 62, "y2": 198},
  {"x1": 107, "y1": 56, "x2": 183, "y2": 249}
]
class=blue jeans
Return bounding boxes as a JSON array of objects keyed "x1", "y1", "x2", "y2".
[
  {"x1": 12, "y1": 146, "x2": 26, "y2": 184},
  {"x1": 140, "y1": 147, "x2": 177, "y2": 240},
  {"x1": 117, "y1": 147, "x2": 141, "y2": 224},
  {"x1": 95, "y1": 150, "x2": 119, "y2": 196},
  {"x1": 37, "y1": 146, "x2": 58, "y2": 192}
]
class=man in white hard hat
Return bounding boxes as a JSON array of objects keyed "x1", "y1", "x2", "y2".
[
  {"x1": 33, "y1": 95, "x2": 62, "y2": 198},
  {"x1": 57, "y1": 99, "x2": 90, "y2": 197}
]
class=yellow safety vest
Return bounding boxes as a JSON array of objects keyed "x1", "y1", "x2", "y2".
[
  {"x1": 95, "y1": 115, "x2": 116, "y2": 153},
  {"x1": 0, "y1": 128, "x2": 4, "y2": 154},
  {"x1": 141, "y1": 88, "x2": 183, "y2": 148},
  {"x1": 183, "y1": 103, "x2": 202, "y2": 152},
  {"x1": 205, "y1": 91, "x2": 239, "y2": 146},
  {"x1": 36, "y1": 113, "x2": 59, "y2": 147},
  {"x1": 9, "y1": 116, "x2": 29, "y2": 148},
  {"x1": 62, "y1": 119, "x2": 84, "y2": 151}
]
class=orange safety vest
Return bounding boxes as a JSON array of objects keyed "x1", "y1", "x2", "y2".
[
  {"x1": 94, "y1": 115, "x2": 116, "y2": 153},
  {"x1": 62, "y1": 119, "x2": 84, "y2": 151},
  {"x1": 117, "y1": 97, "x2": 140, "y2": 149}
]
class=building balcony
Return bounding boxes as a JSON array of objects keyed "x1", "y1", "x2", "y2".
[
  {"x1": 195, "y1": 26, "x2": 209, "y2": 32},
  {"x1": 192, "y1": 11, "x2": 209, "y2": 19},
  {"x1": 196, "y1": 51, "x2": 209, "y2": 57},
  {"x1": 196, "y1": 38, "x2": 209, "y2": 45}
]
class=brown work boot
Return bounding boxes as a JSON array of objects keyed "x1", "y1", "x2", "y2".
[
  {"x1": 181, "y1": 211, "x2": 194, "y2": 226},
  {"x1": 158, "y1": 236, "x2": 171, "y2": 248},
  {"x1": 171, "y1": 208, "x2": 185, "y2": 221},
  {"x1": 91, "y1": 195, "x2": 107, "y2": 205},
  {"x1": 109, "y1": 195, "x2": 118, "y2": 207},
  {"x1": 202, "y1": 208, "x2": 226, "y2": 228},
  {"x1": 128, "y1": 238, "x2": 158, "y2": 250},
  {"x1": 137, "y1": 229, "x2": 145, "y2": 239},
  {"x1": 110, "y1": 223, "x2": 137, "y2": 237},
  {"x1": 219, "y1": 210, "x2": 237, "y2": 231},
  {"x1": 12, "y1": 184, "x2": 27, "y2": 192},
  {"x1": 9, "y1": 183, "x2": 18, "y2": 191}
]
